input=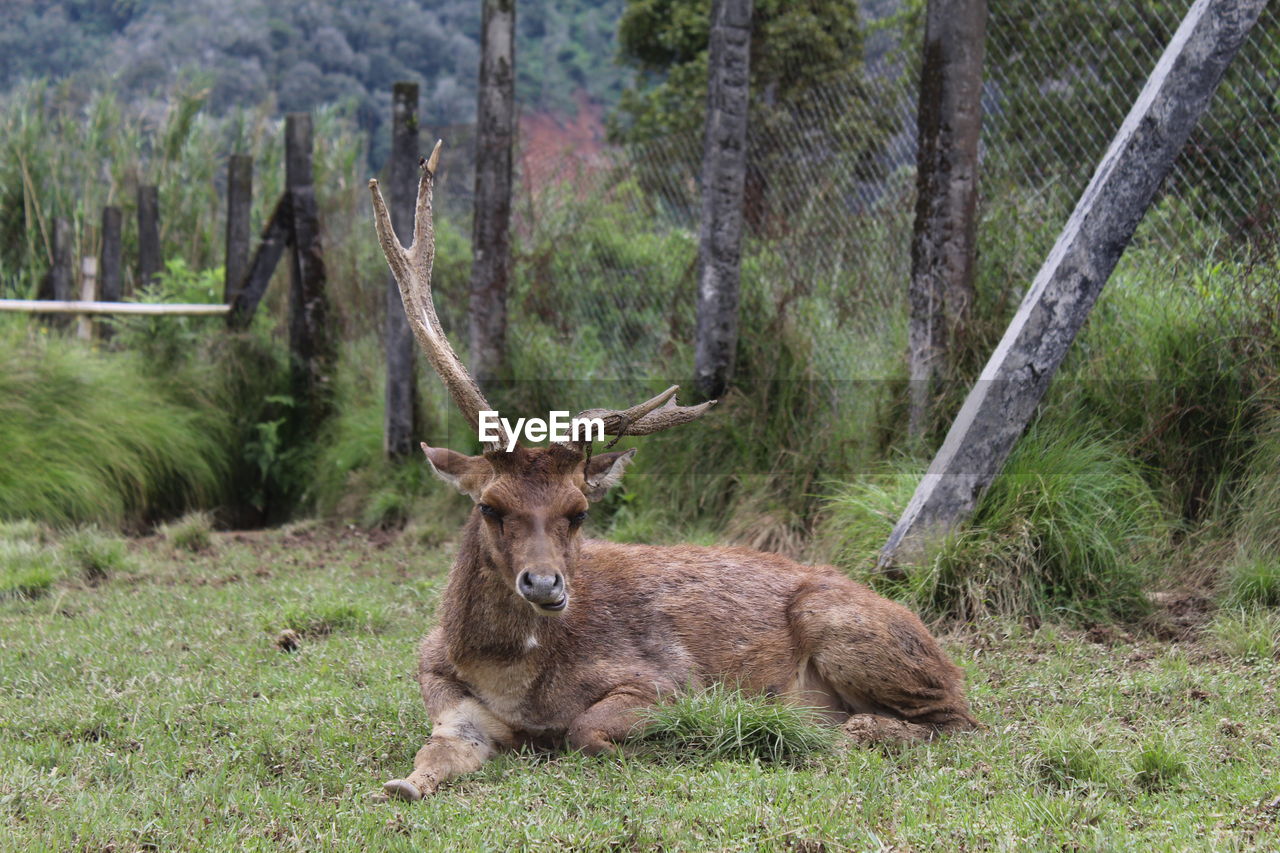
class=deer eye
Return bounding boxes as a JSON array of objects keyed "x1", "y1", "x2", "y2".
[
  {"x1": 569, "y1": 511, "x2": 588, "y2": 526},
  {"x1": 478, "y1": 503, "x2": 502, "y2": 519}
]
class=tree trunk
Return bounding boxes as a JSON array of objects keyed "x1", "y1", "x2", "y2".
[
  {"x1": 907, "y1": 0, "x2": 987, "y2": 442},
  {"x1": 881, "y1": 0, "x2": 1267, "y2": 568},
  {"x1": 385, "y1": 82, "x2": 422, "y2": 459},
  {"x1": 693, "y1": 0, "x2": 753, "y2": 402},
  {"x1": 469, "y1": 0, "x2": 516, "y2": 390}
]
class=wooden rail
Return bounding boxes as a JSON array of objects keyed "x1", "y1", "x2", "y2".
[{"x1": 0, "y1": 300, "x2": 230, "y2": 315}]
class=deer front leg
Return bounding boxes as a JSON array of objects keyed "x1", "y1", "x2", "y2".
[
  {"x1": 383, "y1": 696, "x2": 514, "y2": 802},
  {"x1": 566, "y1": 685, "x2": 659, "y2": 755}
]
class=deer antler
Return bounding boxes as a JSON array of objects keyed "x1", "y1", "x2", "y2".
[
  {"x1": 369, "y1": 140, "x2": 509, "y2": 452},
  {"x1": 566, "y1": 385, "x2": 716, "y2": 451}
]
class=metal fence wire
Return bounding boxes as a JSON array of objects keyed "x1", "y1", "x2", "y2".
[{"x1": 493, "y1": 0, "x2": 1279, "y2": 388}]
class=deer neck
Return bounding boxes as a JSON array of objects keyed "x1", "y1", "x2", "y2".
[{"x1": 440, "y1": 516, "x2": 551, "y2": 664}]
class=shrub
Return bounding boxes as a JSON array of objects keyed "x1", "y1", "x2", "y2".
[
  {"x1": 819, "y1": 425, "x2": 1168, "y2": 621},
  {"x1": 160, "y1": 511, "x2": 213, "y2": 553},
  {"x1": 638, "y1": 684, "x2": 834, "y2": 762}
]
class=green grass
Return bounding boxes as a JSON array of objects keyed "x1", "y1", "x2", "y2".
[
  {"x1": 160, "y1": 510, "x2": 214, "y2": 553},
  {"x1": 61, "y1": 526, "x2": 132, "y2": 582},
  {"x1": 0, "y1": 538, "x2": 62, "y2": 598},
  {"x1": 0, "y1": 528, "x2": 1276, "y2": 850},
  {"x1": 0, "y1": 324, "x2": 232, "y2": 528},
  {"x1": 820, "y1": 424, "x2": 1167, "y2": 621},
  {"x1": 639, "y1": 684, "x2": 835, "y2": 763}
]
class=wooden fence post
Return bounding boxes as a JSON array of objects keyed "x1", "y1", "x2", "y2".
[
  {"x1": 879, "y1": 0, "x2": 1268, "y2": 568},
  {"x1": 225, "y1": 154, "x2": 253, "y2": 304},
  {"x1": 137, "y1": 185, "x2": 161, "y2": 291},
  {"x1": 693, "y1": 0, "x2": 754, "y2": 401},
  {"x1": 77, "y1": 257, "x2": 97, "y2": 341},
  {"x1": 385, "y1": 82, "x2": 421, "y2": 459},
  {"x1": 99, "y1": 206, "x2": 123, "y2": 340},
  {"x1": 469, "y1": 0, "x2": 516, "y2": 389},
  {"x1": 285, "y1": 113, "x2": 334, "y2": 422},
  {"x1": 908, "y1": 0, "x2": 987, "y2": 441},
  {"x1": 38, "y1": 217, "x2": 73, "y2": 327}
]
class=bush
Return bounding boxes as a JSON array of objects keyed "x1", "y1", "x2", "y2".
[
  {"x1": 638, "y1": 684, "x2": 835, "y2": 762},
  {"x1": 819, "y1": 425, "x2": 1168, "y2": 621},
  {"x1": 0, "y1": 323, "x2": 232, "y2": 528}
]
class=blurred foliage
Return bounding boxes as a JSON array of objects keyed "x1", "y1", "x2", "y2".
[{"x1": 0, "y1": 0, "x2": 628, "y2": 170}]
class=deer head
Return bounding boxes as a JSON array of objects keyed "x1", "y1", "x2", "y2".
[{"x1": 368, "y1": 141, "x2": 714, "y2": 615}]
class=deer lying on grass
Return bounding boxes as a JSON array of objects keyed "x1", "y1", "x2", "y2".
[{"x1": 370, "y1": 143, "x2": 979, "y2": 801}]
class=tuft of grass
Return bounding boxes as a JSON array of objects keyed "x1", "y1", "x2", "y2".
[
  {"x1": 1132, "y1": 736, "x2": 1189, "y2": 792},
  {"x1": 1222, "y1": 552, "x2": 1280, "y2": 608},
  {"x1": 820, "y1": 425, "x2": 1167, "y2": 621},
  {"x1": 637, "y1": 684, "x2": 835, "y2": 763},
  {"x1": 62, "y1": 527, "x2": 132, "y2": 582},
  {"x1": 270, "y1": 600, "x2": 385, "y2": 638},
  {"x1": 1208, "y1": 607, "x2": 1280, "y2": 661},
  {"x1": 0, "y1": 540, "x2": 62, "y2": 598},
  {"x1": 1028, "y1": 729, "x2": 1117, "y2": 789},
  {"x1": 0, "y1": 325, "x2": 231, "y2": 527},
  {"x1": 0, "y1": 519, "x2": 48, "y2": 543},
  {"x1": 160, "y1": 511, "x2": 214, "y2": 553}
]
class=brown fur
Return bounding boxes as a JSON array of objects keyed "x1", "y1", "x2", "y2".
[{"x1": 383, "y1": 444, "x2": 979, "y2": 800}]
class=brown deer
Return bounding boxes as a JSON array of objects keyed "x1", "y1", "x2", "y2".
[{"x1": 370, "y1": 143, "x2": 979, "y2": 802}]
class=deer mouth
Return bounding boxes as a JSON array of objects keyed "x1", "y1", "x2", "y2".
[{"x1": 537, "y1": 596, "x2": 567, "y2": 613}]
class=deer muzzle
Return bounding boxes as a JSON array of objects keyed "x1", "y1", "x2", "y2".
[{"x1": 517, "y1": 570, "x2": 566, "y2": 612}]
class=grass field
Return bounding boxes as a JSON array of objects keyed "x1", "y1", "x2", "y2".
[{"x1": 1, "y1": 525, "x2": 1277, "y2": 851}]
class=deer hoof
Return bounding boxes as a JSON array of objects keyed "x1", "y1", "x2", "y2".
[{"x1": 383, "y1": 778, "x2": 423, "y2": 802}]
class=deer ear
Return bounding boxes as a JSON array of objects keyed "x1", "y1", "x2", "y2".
[
  {"x1": 582, "y1": 448, "x2": 637, "y2": 502},
  {"x1": 421, "y1": 443, "x2": 489, "y2": 500}
]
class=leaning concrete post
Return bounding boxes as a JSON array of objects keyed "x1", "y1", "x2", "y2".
[{"x1": 880, "y1": 0, "x2": 1267, "y2": 568}]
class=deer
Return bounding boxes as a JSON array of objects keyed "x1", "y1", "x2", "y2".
[{"x1": 369, "y1": 142, "x2": 980, "y2": 802}]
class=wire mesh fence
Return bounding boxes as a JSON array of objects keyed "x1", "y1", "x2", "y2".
[{"x1": 498, "y1": 0, "x2": 1279, "y2": 391}]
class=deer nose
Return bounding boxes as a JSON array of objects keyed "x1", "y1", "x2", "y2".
[{"x1": 517, "y1": 570, "x2": 565, "y2": 609}]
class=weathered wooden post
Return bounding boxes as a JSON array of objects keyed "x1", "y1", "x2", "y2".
[
  {"x1": 137, "y1": 185, "x2": 161, "y2": 290},
  {"x1": 226, "y1": 195, "x2": 291, "y2": 329},
  {"x1": 908, "y1": 0, "x2": 987, "y2": 441},
  {"x1": 693, "y1": 0, "x2": 753, "y2": 401},
  {"x1": 77, "y1": 257, "x2": 97, "y2": 341},
  {"x1": 469, "y1": 0, "x2": 516, "y2": 389},
  {"x1": 385, "y1": 82, "x2": 422, "y2": 459},
  {"x1": 285, "y1": 113, "x2": 335, "y2": 422},
  {"x1": 99, "y1": 206, "x2": 123, "y2": 340},
  {"x1": 224, "y1": 154, "x2": 253, "y2": 304},
  {"x1": 38, "y1": 217, "x2": 73, "y2": 328},
  {"x1": 880, "y1": 0, "x2": 1268, "y2": 568}
]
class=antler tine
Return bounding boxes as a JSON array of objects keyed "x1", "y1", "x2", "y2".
[
  {"x1": 565, "y1": 386, "x2": 716, "y2": 451},
  {"x1": 369, "y1": 140, "x2": 509, "y2": 451}
]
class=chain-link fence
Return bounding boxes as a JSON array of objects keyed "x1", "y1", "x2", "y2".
[{"x1": 493, "y1": 0, "x2": 1278, "y2": 391}]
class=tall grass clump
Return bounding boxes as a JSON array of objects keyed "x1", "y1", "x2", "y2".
[
  {"x1": 0, "y1": 323, "x2": 232, "y2": 528},
  {"x1": 638, "y1": 684, "x2": 835, "y2": 763},
  {"x1": 62, "y1": 527, "x2": 132, "y2": 582},
  {"x1": 819, "y1": 425, "x2": 1167, "y2": 621},
  {"x1": 0, "y1": 539, "x2": 62, "y2": 598}
]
